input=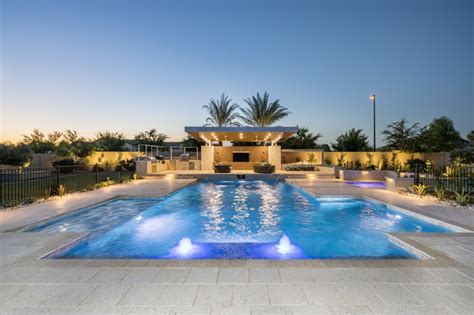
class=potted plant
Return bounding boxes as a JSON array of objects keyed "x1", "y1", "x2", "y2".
[
  {"x1": 253, "y1": 163, "x2": 275, "y2": 173},
  {"x1": 214, "y1": 163, "x2": 231, "y2": 173}
]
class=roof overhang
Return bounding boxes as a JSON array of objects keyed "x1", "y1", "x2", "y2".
[{"x1": 184, "y1": 126, "x2": 298, "y2": 144}]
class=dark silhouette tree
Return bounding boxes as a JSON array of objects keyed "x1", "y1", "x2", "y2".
[{"x1": 332, "y1": 128, "x2": 370, "y2": 151}]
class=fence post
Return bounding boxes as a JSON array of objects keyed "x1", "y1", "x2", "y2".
[
  {"x1": 119, "y1": 170, "x2": 122, "y2": 183},
  {"x1": 414, "y1": 164, "x2": 419, "y2": 185},
  {"x1": 56, "y1": 166, "x2": 61, "y2": 187},
  {"x1": 95, "y1": 164, "x2": 99, "y2": 184}
]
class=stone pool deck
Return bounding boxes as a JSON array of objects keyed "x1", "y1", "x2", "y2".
[{"x1": 0, "y1": 178, "x2": 473, "y2": 314}]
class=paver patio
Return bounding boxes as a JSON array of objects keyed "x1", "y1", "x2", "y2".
[{"x1": 0, "y1": 178, "x2": 473, "y2": 314}]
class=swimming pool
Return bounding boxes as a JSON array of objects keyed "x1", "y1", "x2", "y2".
[{"x1": 28, "y1": 180, "x2": 454, "y2": 259}]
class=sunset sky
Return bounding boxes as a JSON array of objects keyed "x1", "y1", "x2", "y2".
[{"x1": 1, "y1": 0, "x2": 472, "y2": 144}]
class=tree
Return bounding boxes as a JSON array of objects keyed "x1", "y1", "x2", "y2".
[
  {"x1": 420, "y1": 116, "x2": 462, "y2": 152},
  {"x1": 0, "y1": 143, "x2": 32, "y2": 166},
  {"x1": 70, "y1": 140, "x2": 95, "y2": 159},
  {"x1": 467, "y1": 130, "x2": 474, "y2": 143},
  {"x1": 63, "y1": 129, "x2": 80, "y2": 144},
  {"x1": 332, "y1": 128, "x2": 370, "y2": 151},
  {"x1": 239, "y1": 92, "x2": 290, "y2": 127},
  {"x1": 95, "y1": 132, "x2": 127, "y2": 151},
  {"x1": 382, "y1": 118, "x2": 421, "y2": 152},
  {"x1": 134, "y1": 129, "x2": 168, "y2": 146},
  {"x1": 203, "y1": 94, "x2": 241, "y2": 127},
  {"x1": 181, "y1": 135, "x2": 202, "y2": 147},
  {"x1": 21, "y1": 129, "x2": 62, "y2": 153},
  {"x1": 54, "y1": 129, "x2": 95, "y2": 160},
  {"x1": 319, "y1": 144, "x2": 331, "y2": 152},
  {"x1": 282, "y1": 127, "x2": 322, "y2": 149}
]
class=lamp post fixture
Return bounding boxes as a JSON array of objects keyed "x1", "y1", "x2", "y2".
[{"x1": 370, "y1": 94, "x2": 376, "y2": 152}]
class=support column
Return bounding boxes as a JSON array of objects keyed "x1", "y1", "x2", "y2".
[
  {"x1": 200, "y1": 145, "x2": 215, "y2": 171},
  {"x1": 268, "y1": 146, "x2": 282, "y2": 170}
]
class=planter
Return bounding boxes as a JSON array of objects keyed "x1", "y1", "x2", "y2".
[
  {"x1": 385, "y1": 177, "x2": 414, "y2": 192},
  {"x1": 253, "y1": 164, "x2": 275, "y2": 174},
  {"x1": 214, "y1": 164, "x2": 231, "y2": 173}
]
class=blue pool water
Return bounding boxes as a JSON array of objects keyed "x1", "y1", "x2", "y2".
[
  {"x1": 27, "y1": 180, "x2": 454, "y2": 259},
  {"x1": 347, "y1": 181, "x2": 386, "y2": 189}
]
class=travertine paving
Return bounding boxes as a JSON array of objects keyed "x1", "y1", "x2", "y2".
[{"x1": 0, "y1": 178, "x2": 473, "y2": 314}]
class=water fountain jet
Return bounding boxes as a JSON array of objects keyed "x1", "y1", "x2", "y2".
[{"x1": 276, "y1": 235, "x2": 294, "y2": 255}]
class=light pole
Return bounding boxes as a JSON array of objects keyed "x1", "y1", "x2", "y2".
[{"x1": 370, "y1": 94, "x2": 376, "y2": 152}]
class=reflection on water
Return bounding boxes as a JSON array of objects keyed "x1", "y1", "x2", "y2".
[
  {"x1": 199, "y1": 181, "x2": 283, "y2": 242},
  {"x1": 201, "y1": 184, "x2": 225, "y2": 236},
  {"x1": 257, "y1": 182, "x2": 280, "y2": 237},
  {"x1": 231, "y1": 183, "x2": 251, "y2": 236}
]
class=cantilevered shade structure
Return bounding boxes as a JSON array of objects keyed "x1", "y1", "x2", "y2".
[{"x1": 184, "y1": 126, "x2": 298, "y2": 144}]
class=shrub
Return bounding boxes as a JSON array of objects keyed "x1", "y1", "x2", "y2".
[
  {"x1": 354, "y1": 160, "x2": 362, "y2": 170},
  {"x1": 52, "y1": 158, "x2": 79, "y2": 167},
  {"x1": 364, "y1": 153, "x2": 375, "y2": 170},
  {"x1": 411, "y1": 184, "x2": 429, "y2": 198},
  {"x1": 307, "y1": 153, "x2": 317, "y2": 164},
  {"x1": 54, "y1": 185, "x2": 66, "y2": 197},
  {"x1": 94, "y1": 178, "x2": 116, "y2": 189},
  {"x1": 450, "y1": 147, "x2": 474, "y2": 165},
  {"x1": 405, "y1": 158, "x2": 425, "y2": 172},
  {"x1": 336, "y1": 153, "x2": 346, "y2": 167},
  {"x1": 453, "y1": 189, "x2": 471, "y2": 206},
  {"x1": 444, "y1": 166, "x2": 460, "y2": 177},
  {"x1": 0, "y1": 143, "x2": 32, "y2": 166},
  {"x1": 391, "y1": 152, "x2": 402, "y2": 172},
  {"x1": 44, "y1": 187, "x2": 52, "y2": 200},
  {"x1": 115, "y1": 158, "x2": 136, "y2": 171},
  {"x1": 434, "y1": 186, "x2": 446, "y2": 201},
  {"x1": 378, "y1": 156, "x2": 388, "y2": 171},
  {"x1": 53, "y1": 158, "x2": 84, "y2": 174}
]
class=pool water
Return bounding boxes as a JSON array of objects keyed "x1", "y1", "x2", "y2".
[
  {"x1": 28, "y1": 180, "x2": 453, "y2": 259},
  {"x1": 347, "y1": 181, "x2": 386, "y2": 189}
]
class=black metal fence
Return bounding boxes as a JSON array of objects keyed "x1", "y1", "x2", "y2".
[
  {"x1": 414, "y1": 164, "x2": 473, "y2": 193},
  {"x1": 0, "y1": 165, "x2": 134, "y2": 207}
]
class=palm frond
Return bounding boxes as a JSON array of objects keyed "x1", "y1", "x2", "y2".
[
  {"x1": 239, "y1": 92, "x2": 290, "y2": 127},
  {"x1": 202, "y1": 93, "x2": 241, "y2": 127}
]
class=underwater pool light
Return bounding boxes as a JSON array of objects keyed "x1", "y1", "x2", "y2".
[
  {"x1": 276, "y1": 235, "x2": 295, "y2": 255},
  {"x1": 175, "y1": 238, "x2": 196, "y2": 256}
]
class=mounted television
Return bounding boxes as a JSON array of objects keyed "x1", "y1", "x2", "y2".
[{"x1": 233, "y1": 152, "x2": 250, "y2": 162}]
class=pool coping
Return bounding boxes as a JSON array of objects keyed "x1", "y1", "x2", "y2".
[{"x1": 17, "y1": 230, "x2": 468, "y2": 268}]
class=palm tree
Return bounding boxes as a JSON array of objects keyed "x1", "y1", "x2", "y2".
[
  {"x1": 202, "y1": 94, "x2": 241, "y2": 127},
  {"x1": 239, "y1": 92, "x2": 290, "y2": 127}
]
